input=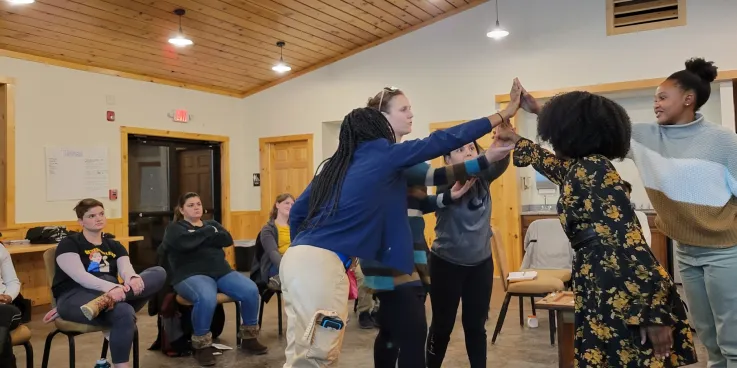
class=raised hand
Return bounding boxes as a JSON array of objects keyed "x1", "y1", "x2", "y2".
[
  {"x1": 515, "y1": 78, "x2": 541, "y2": 114},
  {"x1": 450, "y1": 178, "x2": 477, "y2": 200},
  {"x1": 486, "y1": 135, "x2": 515, "y2": 162},
  {"x1": 492, "y1": 122, "x2": 520, "y2": 145}
]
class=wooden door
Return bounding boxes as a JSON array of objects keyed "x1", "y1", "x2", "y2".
[
  {"x1": 178, "y1": 149, "x2": 214, "y2": 219},
  {"x1": 424, "y1": 119, "x2": 522, "y2": 275},
  {"x1": 260, "y1": 135, "x2": 314, "y2": 218}
]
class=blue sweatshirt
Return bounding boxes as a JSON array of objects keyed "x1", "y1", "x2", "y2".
[{"x1": 289, "y1": 117, "x2": 493, "y2": 274}]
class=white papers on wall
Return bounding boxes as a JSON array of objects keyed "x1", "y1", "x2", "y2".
[{"x1": 45, "y1": 147, "x2": 109, "y2": 201}]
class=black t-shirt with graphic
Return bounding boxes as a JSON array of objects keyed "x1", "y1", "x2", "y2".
[{"x1": 51, "y1": 232, "x2": 128, "y2": 298}]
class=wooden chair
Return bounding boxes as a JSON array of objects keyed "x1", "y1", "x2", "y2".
[
  {"x1": 40, "y1": 249, "x2": 139, "y2": 368},
  {"x1": 490, "y1": 233, "x2": 566, "y2": 346},
  {"x1": 10, "y1": 324, "x2": 33, "y2": 367},
  {"x1": 175, "y1": 293, "x2": 243, "y2": 346}
]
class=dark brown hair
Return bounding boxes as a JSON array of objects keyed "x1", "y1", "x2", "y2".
[
  {"x1": 367, "y1": 87, "x2": 405, "y2": 113},
  {"x1": 270, "y1": 193, "x2": 295, "y2": 221},
  {"x1": 174, "y1": 192, "x2": 200, "y2": 222},
  {"x1": 74, "y1": 198, "x2": 104, "y2": 219}
]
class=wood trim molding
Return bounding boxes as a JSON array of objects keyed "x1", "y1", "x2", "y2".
[
  {"x1": 258, "y1": 134, "x2": 314, "y2": 218},
  {"x1": 495, "y1": 69, "x2": 737, "y2": 103},
  {"x1": 0, "y1": 49, "x2": 243, "y2": 99},
  {"x1": 240, "y1": 0, "x2": 488, "y2": 98},
  {"x1": 119, "y1": 127, "x2": 232, "y2": 238},
  {"x1": 0, "y1": 78, "x2": 16, "y2": 228}
]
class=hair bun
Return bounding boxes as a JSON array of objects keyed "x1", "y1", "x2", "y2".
[{"x1": 685, "y1": 57, "x2": 718, "y2": 83}]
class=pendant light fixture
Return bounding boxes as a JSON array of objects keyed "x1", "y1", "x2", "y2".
[
  {"x1": 7, "y1": 0, "x2": 35, "y2": 4},
  {"x1": 272, "y1": 41, "x2": 292, "y2": 73},
  {"x1": 168, "y1": 8, "x2": 193, "y2": 47},
  {"x1": 486, "y1": 0, "x2": 509, "y2": 40}
]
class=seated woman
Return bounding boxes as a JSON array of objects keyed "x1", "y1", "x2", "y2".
[
  {"x1": 256, "y1": 193, "x2": 294, "y2": 290},
  {"x1": 160, "y1": 192, "x2": 267, "y2": 367},
  {"x1": 52, "y1": 198, "x2": 166, "y2": 368},
  {"x1": 0, "y1": 242, "x2": 22, "y2": 368},
  {"x1": 494, "y1": 80, "x2": 697, "y2": 367}
]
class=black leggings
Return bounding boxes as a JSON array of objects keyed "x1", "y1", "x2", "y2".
[
  {"x1": 426, "y1": 253, "x2": 493, "y2": 368},
  {"x1": 0, "y1": 303, "x2": 21, "y2": 368},
  {"x1": 373, "y1": 285, "x2": 427, "y2": 368}
]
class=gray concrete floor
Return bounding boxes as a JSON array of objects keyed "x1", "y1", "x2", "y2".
[{"x1": 12, "y1": 282, "x2": 707, "y2": 367}]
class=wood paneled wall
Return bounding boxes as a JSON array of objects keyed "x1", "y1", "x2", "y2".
[{"x1": 224, "y1": 210, "x2": 266, "y2": 268}]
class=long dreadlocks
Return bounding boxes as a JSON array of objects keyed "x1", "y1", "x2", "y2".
[{"x1": 299, "y1": 107, "x2": 396, "y2": 231}]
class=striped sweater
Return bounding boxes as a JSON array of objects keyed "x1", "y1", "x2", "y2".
[
  {"x1": 628, "y1": 113, "x2": 737, "y2": 247},
  {"x1": 360, "y1": 155, "x2": 493, "y2": 292}
]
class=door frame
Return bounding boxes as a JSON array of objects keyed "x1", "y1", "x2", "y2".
[
  {"x1": 120, "y1": 127, "x2": 231, "y2": 237},
  {"x1": 259, "y1": 134, "x2": 314, "y2": 217}
]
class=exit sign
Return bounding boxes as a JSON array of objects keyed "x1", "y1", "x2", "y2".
[{"x1": 172, "y1": 109, "x2": 189, "y2": 123}]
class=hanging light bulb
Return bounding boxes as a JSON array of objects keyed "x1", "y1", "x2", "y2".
[
  {"x1": 168, "y1": 8, "x2": 193, "y2": 47},
  {"x1": 486, "y1": 0, "x2": 509, "y2": 40},
  {"x1": 272, "y1": 41, "x2": 292, "y2": 73},
  {"x1": 7, "y1": 0, "x2": 35, "y2": 4}
]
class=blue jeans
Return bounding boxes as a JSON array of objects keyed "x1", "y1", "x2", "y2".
[
  {"x1": 174, "y1": 271, "x2": 260, "y2": 337},
  {"x1": 677, "y1": 244, "x2": 737, "y2": 368}
]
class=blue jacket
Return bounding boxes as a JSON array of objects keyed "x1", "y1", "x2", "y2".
[{"x1": 289, "y1": 117, "x2": 492, "y2": 274}]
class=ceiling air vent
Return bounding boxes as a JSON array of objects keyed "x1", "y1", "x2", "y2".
[{"x1": 606, "y1": 0, "x2": 686, "y2": 36}]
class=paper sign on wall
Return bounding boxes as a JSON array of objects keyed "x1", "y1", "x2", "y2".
[{"x1": 45, "y1": 147, "x2": 110, "y2": 201}]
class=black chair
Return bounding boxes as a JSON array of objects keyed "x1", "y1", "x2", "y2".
[{"x1": 251, "y1": 231, "x2": 284, "y2": 336}]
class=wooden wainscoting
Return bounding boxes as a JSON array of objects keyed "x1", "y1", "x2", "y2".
[
  {"x1": 1, "y1": 218, "x2": 125, "y2": 306},
  {"x1": 225, "y1": 210, "x2": 267, "y2": 268}
]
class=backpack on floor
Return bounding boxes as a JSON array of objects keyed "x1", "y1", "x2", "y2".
[{"x1": 149, "y1": 293, "x2": 226, "y2": 357}]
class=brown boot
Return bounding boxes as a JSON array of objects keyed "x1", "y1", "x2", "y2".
[
  {"x1": 80, "y1": 294, "x2": 116, "y2": 320},
  {"x1": 238, "y1": 325, "x2": 268, "y2": 354},
  {"x1": 191, "y1": 332, "x2": 217, "y2": 366}
]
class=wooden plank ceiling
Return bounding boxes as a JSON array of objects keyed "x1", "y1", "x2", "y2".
[{"x1": 0, "y1": 0, "x2": 486, "y2": 97}]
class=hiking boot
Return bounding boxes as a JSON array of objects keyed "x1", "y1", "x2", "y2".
[
  {"x1": 358, "y1": 312, "x2": 375, "y2": 329},
  {"x1": 191, "y1": 332, "x2": 216, "y2": 366},
  {"x1": 80, "y1": 294, "x2": 116, "y2": 320},
  {"x1": 371, "y1": 310, "x2": 380, "y2": 328},
  {"x1": 238, "y1": 325, "x2": 269, "y2": 354},
  {"x1": 267, "y1": 275, "x2": 282, "y2": 291}
]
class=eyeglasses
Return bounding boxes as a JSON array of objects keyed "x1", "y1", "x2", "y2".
[{"x1": 378, "y1": 86, "x2": 399, "y2": 111}]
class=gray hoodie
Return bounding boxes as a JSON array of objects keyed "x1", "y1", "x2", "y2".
[{"x1": 432, "y1": 154, "x2": 509, "y2": 266}]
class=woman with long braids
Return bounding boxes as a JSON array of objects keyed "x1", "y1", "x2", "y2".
[
  {"x1": 280, "y1": 91, "x2": 522, "y2": 367},
  {"x1": 360, "y1": 88, "x2": 510, "y2": 368}
]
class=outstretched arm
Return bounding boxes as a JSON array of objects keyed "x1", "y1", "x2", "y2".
[
  {"x1": 404, "y1": 155, "x2": 491, "y2": 187},
  {"x1": 511, "y1": 138, "x2": 569, "y2": 186}
]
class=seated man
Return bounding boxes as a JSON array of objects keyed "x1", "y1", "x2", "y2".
[{"x1": 0, "y1": 242, "x2": 21, "y2": 368}]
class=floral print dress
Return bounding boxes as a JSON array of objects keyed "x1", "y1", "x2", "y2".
[{"x1": 513, "y1": 138, "x2": 697, "y2": 368}]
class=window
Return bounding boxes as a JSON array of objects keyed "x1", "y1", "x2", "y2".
[{"x1": 606, "y1": 0, "x2": 686, "y2": 36}]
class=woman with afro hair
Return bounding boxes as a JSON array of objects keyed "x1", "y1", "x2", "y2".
[{"x1": 494, "y1": 79, "x2": 697, "y2": 367}]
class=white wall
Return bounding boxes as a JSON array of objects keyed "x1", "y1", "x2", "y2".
[
  {"x1": 516, "y1": 83, "x2": 726, "y2": 207},
  {"x1": 243, "y1": 0, "x2": 737, "y2": 209},
  {"x1": 1, "y1": 57, "x2": 248, "y2": 223}
]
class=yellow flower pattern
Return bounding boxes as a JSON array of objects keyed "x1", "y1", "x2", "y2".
[{"x1": 513, "y1": 138, "x2": 698, "y2": 367}]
